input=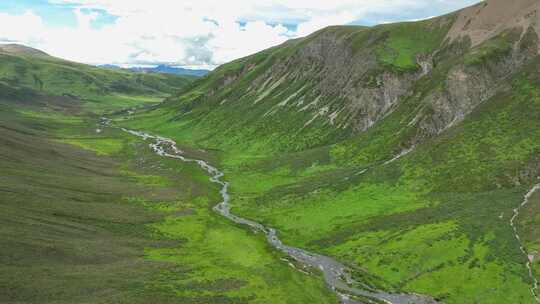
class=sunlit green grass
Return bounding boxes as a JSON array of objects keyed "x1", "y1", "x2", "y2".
[
  {"x1": 145, "y1": 206, "x2": 338, "y2": 303},
  {"x1": 233, "y1": 183, "x2": 429, "y2": 248},
  {"x1": 59, "y1": 138, "x2": 124, "y2": 156},
  {"x1": 374, "y1": 18, "x2": 454, "y2": 71}
]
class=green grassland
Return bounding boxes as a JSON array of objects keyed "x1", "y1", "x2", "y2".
[{"x1": 372, "y1": 17, "x2": 455, "y2": 71}]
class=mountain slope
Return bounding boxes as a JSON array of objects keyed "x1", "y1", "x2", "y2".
[
  {"x1": 0, "y1": 44, "x2": 194, "y2": 111},
  {"x1": 446, "y1": 0, "x2": 540, "y2": 46},
  {"x1": 143, "y1": 0, "x2": 538, "y2": 156},
  {"x1": 117, "y1": 0, "x2": 540, "y2": 303}
]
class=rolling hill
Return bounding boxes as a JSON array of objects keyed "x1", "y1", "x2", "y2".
[{"x1": 0, "y1": 44, "x2": 195, "y2": 112}]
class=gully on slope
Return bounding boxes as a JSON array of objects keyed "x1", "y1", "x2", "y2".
[
  {"x1": 510, "y1": 183, "x2": 540, "y2": 303},
  {"x1": 102, "y1": 118, "x2": 438, "y2": 304}
]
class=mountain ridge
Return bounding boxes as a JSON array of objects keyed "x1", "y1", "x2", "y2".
[
  {"x1": 0, "y1": 43, "x2": 50, "y2": 57},
  {"x1": 100, "y1": 64, "x2": 210, "y2": 77}
]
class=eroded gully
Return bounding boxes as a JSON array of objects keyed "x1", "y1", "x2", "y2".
[
  {"x1": 510, "y1": 184, "x2": 540, "y2": 302},
  {"x1": 102, "y1": 118, "x2": 440, "y2": 304}
]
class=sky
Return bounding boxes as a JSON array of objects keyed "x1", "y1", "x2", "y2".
[{"x1": 0, "y1": 0, "x2": 480, "y2": 69}]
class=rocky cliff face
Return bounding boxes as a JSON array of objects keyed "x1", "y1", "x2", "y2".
[
  {"x1": 413, "y1": 25, "x2": 540, "y2": 142},
  {"x1": 244, "y1": 28, "x2": 433, "y2": 132}
]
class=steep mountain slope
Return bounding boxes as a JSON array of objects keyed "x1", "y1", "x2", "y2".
[
  {"x1": 0, "y1": 44, "x2": 194, "y2": 111},
  {"x1": 118, "y1": 0, "x2": 540, "y2": 303},
  {"x1": 140, "y1": 0, "x2": 538, "y2": 157}
]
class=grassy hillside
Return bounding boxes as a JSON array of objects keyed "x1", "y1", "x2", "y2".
[
  {"x1": 115, "y1": 4, "x2": 540, "y2": 303},
  {"x1": 0, "y1": 45, "x2": 195, "y2": 112}
]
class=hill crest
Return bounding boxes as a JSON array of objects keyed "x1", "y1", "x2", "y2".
[{"x1": 0, "y1": 44, "x2": 50, "y2": 57}]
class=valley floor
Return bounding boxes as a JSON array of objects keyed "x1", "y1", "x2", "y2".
[{"x1": 0, "y1": 97, "x2": 337, "y2": 304}]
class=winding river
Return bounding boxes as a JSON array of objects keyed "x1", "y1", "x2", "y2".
[{"x1": 102, "y1": 118, "x2": 438, "y2": 304}]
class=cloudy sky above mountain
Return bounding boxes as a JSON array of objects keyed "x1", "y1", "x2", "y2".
[{"x1": 0, "y1": 0, "x2": 479, "y2": 69}]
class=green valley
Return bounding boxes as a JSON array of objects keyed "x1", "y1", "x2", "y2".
[
  {"x1": 2, "y1": 0, "x2": 540, "y2": 303},
  {"x1": 0, "y1": 47, "x2": 337, "y2": 303}
]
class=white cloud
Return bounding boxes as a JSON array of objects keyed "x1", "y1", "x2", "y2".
[
  {"x1": 0, "y1": 0, "x2": 479, "y2": 69},
  {"x1": 0, "y1": 11, "x2": 46, "y2": 45}
]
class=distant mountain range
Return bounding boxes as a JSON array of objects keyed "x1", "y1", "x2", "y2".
[{"x1": 100, "y1": 64, "x2": 210, "y2": 77}]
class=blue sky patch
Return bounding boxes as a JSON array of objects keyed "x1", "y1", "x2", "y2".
[
  {"x1": 80, "y1": 8, "x2": 118, "y2": 29},
  {"x1": 0, "y1": 0, "x2": 77, "y2": 27}
]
